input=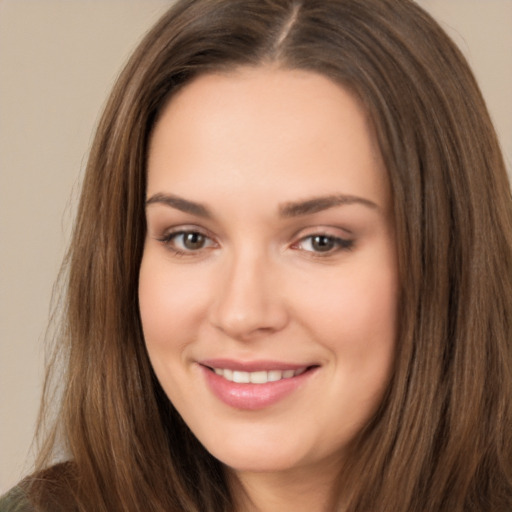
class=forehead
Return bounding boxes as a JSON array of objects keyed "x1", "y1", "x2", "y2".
[{"x1": 147, "y1": 66, "x2": 389, "y2": 211}]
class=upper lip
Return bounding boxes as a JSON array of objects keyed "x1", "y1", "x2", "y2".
[{"x1": 199, "y1": 358, "x2": 317, "y2": 372}]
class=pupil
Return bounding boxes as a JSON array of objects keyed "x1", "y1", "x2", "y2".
[
  {"x1": 312, "y1": 235, "x2": 334, "y2": 252},
  {"x1": 184, "y1": 233, "x2": 204, "y2": 250}
]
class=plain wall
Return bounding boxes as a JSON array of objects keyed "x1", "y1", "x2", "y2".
[{"x1": 1, "y1": 0, "x2": 511, "y2": 494}]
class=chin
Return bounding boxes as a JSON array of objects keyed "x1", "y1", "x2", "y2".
[
  {"x1": 219, "y1": 452, "x2": 307, "y2": 475},
  {"x1": 197, "y1": 428, "x2": 334, "y2": 476}
]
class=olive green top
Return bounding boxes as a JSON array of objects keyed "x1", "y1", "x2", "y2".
[{"x1": 0, "y1": 486, "x2": 34, "y2": 512}]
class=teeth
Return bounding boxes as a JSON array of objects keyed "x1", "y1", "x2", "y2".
[
  {"x1": 250, "y1": 371, "x2": 267, "y2": 384},
  {"x1": 232, "y1": 371, "x2": 250, "y2": 383},
  {"x1": 212, "y1": 367, "x2": 307, "y2": 384},
  {"x1": 267, "y1": 370, "x2": 282, "y2": 382}
]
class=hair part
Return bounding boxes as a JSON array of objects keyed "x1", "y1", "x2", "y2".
[{"x1": 28, "y1": 1, "x2": 512, "y2": 511}]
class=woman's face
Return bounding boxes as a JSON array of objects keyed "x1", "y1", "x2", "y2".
[{"x1": 139, "y1": 66, "x2": 398, "y2": 477}]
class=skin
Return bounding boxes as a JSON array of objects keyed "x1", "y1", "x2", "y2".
[{"x1": 139, "y1": 66, "x2": 398, "y2": 511}]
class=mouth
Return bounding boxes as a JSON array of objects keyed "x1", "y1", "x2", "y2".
[
  {"x1": 206, "y1": 366, "x2": 310, "y2": 384},
  {"x1": 199, "y1": 360, "x2": 319, "y2": 410}
]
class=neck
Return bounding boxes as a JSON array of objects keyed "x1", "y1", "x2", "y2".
[{"x1": 228, "y1": 458, "x2": 345, "y2": 512}]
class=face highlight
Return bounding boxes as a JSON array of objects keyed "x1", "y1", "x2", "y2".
[{"x1": 139, "y1": 66, "x2": 398, "y2": 480}]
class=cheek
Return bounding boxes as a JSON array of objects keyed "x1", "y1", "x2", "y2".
[
  {"x1": 138, "y1": 253, "x2": 208, "y2": 354},
  {"x1": 295, "y1": 263, "x2": 398, "y2": 346},
  {"x1": 316, "y1": 271, "x2": 397, "y2": 419},
  {"x1": 291, "y1": 248, "x2": 398, "y2": 407}
]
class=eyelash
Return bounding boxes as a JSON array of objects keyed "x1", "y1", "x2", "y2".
[
  {"x1": 157, "y1": 229, "x2": 216, "y2": 257},
  {"x1": 156, "y1": 230, "x2": 354, "y2": 257},
  {"x1": 292, "y1": 234, "x2": 355, "y2": 255}
]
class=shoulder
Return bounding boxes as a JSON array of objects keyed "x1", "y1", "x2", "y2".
[
  {"x1": 0, "y1": 485, "x2": 34, "y2": 512},
  {"x1": 0, "y1": 463, "x2": 78, "y2": 512}
]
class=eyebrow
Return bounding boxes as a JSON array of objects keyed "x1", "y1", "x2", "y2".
[
  {"x1": 145, "y1": 193, "x2": 212, "y2": 218},
  {"x1": 279, "y1": 194, "x2": 378, "y2": 217},
  {"x1": 145, "y1": 192, "x2": 378, "y2": 219}
]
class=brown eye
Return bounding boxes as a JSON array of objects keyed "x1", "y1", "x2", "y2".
[
  {"x1": 295, "y1": 234, "x2": 354, "y2": 254},
  {"x1": 310, "y1": 235, "x2": 336, "y2": 252},
  {"x1": 159, "y1": 230, "x2": 216, "y2": 254},
  {"x1": 182, "y1": 232, "x2": 206, "y2": 250}
]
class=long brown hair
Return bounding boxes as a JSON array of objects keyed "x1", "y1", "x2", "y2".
[{"x1": 27, "y1": 0, "x2": 512, "y2": 510}]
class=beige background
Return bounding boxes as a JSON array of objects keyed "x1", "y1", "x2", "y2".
[{"x1": 0, "y1": 0, "x2": 511, "y2": 494}]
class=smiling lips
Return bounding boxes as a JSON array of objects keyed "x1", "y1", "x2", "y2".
[
  {"x1": 212, "y1": 367, "x2": 308, "y2": 384},
  {"x1": 200, "y1": 360, "x2": 317, "y2": 410}
]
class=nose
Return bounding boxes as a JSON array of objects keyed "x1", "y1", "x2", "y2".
[{"x1": 209, "y1": 250, "x2": 289, "y2": 341}]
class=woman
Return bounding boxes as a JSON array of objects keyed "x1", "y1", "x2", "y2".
[{"x1": 2, "y1": 0, "x2": 511, "y2": 510}]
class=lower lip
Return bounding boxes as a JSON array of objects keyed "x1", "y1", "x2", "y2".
[{"x1": 200, "y1": 365, "x2": 316, "y2": 410}]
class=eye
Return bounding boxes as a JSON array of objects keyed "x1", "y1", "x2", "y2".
[
  {"x1": 158, "y1": 230, "x2": 216, "y2": 254},
  {"x1": 178, "y1": 232, "x2": 208, "y2": 250},
  {"x1": 295, "y1": 234, "x2": 354, "y2": 254}
]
